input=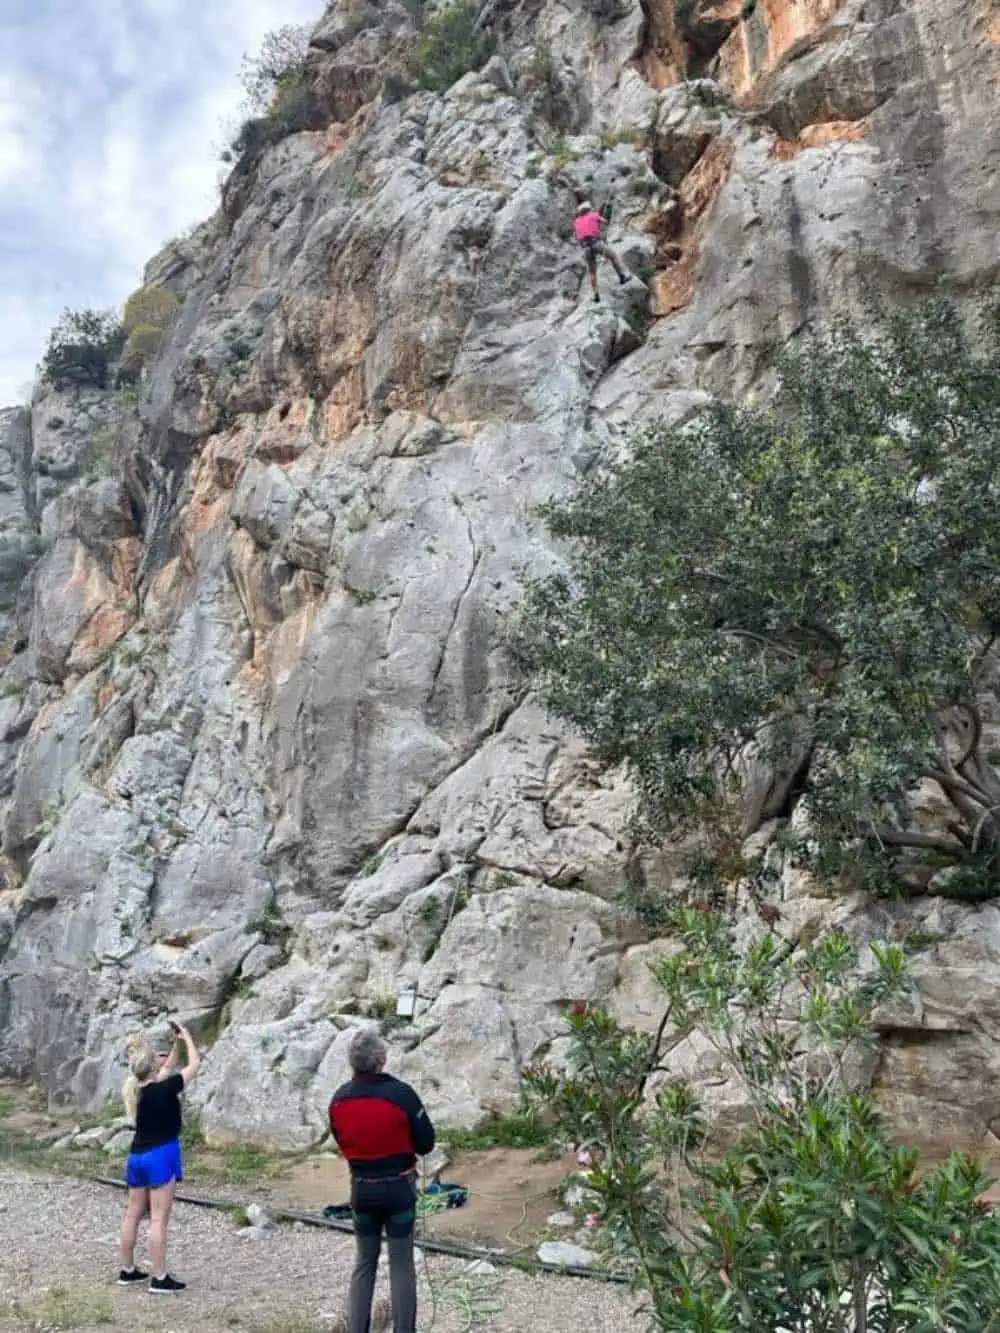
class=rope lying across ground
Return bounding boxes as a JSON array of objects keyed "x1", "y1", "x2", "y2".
[{"x1": 90, "y1": 1175, "x2": 630, "y2": 1285}]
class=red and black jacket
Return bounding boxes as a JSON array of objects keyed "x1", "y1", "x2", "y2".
[{"x1": 329, "y1": 1073, "x2": 436, "y2": 1179}]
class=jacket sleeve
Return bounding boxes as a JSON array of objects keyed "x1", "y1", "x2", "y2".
[
  {"x1": 328, "y1": 1091, "x2": 342, "y2": 1147},
  {"x1": 406, "y1": 1088, "x2": 436, "y2": 1156}
]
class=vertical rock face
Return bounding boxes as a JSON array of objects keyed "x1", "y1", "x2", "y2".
[{"x1": 1, "y1": 0, "x2": 999, "y2": 1144}]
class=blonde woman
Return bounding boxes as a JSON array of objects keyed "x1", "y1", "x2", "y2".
[{"x1": 118, "y1": 1021, "x2": 201, "y2": 1293}]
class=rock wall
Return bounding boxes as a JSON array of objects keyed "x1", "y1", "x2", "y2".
[{"x1": 1, "y1": 0, "x2": 1000, "y2": 1147}]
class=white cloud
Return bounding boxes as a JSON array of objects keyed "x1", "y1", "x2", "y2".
[{"x1": 0, "y1": 0, "x2": 327, "y2": 405}]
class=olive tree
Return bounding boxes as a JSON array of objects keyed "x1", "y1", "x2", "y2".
[{"x1": 517, "y1": 300, "x2": 1000, "y2": 900}]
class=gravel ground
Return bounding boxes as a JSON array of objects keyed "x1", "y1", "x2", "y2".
[{"x1": 0, "y1": 1167, "x2": 640, "y2": 1332}]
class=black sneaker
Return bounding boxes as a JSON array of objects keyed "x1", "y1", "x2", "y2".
[
  {"x1": 117, "y1": 1267, "x2": 149, "y2": 1285},
  {"x1": 593, "y1": 292, "x2": 600, "y2": 303},
  {"x1": 149, "y1": 1274, "x2": 186, "y2": 1294},
  {"x1": 619, "y1": 274, "x2": 629, "y2": 285}
]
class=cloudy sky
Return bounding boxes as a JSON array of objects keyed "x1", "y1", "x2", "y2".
[{"x1": 0, "y1": 0, "x2": 326, "y2": 406}]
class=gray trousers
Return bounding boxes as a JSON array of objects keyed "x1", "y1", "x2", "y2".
[{"x1": 348, "y1": 1175, "x2": 418, "y2": 1333}]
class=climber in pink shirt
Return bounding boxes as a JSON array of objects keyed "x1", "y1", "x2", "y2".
[{"x1": 574, "y1": 200, "x2": 629, "y2": 303}]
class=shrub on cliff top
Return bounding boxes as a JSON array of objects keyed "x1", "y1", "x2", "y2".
[
  {"x1": 239, "y1": 23, "x2": 312, "y2": 115},
  {"x1": 526, "y1": 909, "x2": 1000, "y2": 1331},
  {"x1": 385, "y1": 0, "x2": 496, "y2": 100},
  {"x1": 40, "y1": 308, "x2": 126, "y2": 391},
  {"x1": 516, "y1": 298, "x2": 1000, "y2": 902},
  {"x1": 223, "y1": 24, "x2": 317, "y2": 168}
]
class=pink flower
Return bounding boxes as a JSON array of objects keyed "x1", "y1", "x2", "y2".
[
  {"x1": 577, "y1": 1149, "x2": 593, "y2": 1168},
  {"x1": 584, "y1": 1213, "x2": 601, "y2": 1228}
]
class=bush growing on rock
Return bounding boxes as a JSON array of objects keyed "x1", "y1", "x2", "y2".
[
  {"x1": 224, "y1": 24, "x2": 318, "y2": 167},
  {"x1": 118, "y1": 285, "x2": 180, "y2": 381},
  {"x1": 239, "y1": 23, "x2": 313, "y2": 115},
  {"x1": 123, "y1": 285, "x2": 179, "y2": 334},
  {"x1": 40, "y1": 308, "x2": 126, "y2": 391},
  {"x1": 227, "y1": 73, "x2": 319, "y2": 166},
  {"x1": 525, "y1": 909, "x2": 1000, "y2": 1331},
  {"x1": 0, "y1": 533, "x2": 42, "y2": 610},
  {"x1": 517, "y1": 299, "x2": 1000, "y2": 902},
  {"x1": 385, "y1": 0, "x2": 496, "y2": 100}
]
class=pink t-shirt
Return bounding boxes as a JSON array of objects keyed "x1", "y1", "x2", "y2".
[{"x1": 574, "y1": 211, "x2": 604, "y2": 242}]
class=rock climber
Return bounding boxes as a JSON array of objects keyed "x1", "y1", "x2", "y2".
[
  {"x1": 118, "y1": 1020, "x2": 201, "y2": 1294},
  {"x1": 574, "y1": 199, "x2": 629, "y2": 302},
  {"x1": 329, "y1": 1028, "x2": 437, "y2": 1333}
]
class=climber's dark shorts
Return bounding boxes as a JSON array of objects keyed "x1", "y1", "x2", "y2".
[{"x1": 580, "y1": 238, "x2": 602, "y2": 273}]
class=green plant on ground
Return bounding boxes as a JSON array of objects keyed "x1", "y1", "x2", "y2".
[
  {"x1": 241, "y1": 1317, "x2": 332, "y2": 1333},
  {"x1": 443, "y1": 1107, "x2": 554, "y2": 1153},
  {"x1": 231, "y1": 1204, "x2": 252, "y2": 1228},
  {"x1": 220, "y1": 1143, "x2": 278, "y2": 1186},
  {"x1": 525, "y1": 908, "x2": 1000, "y2": 1331},
  {"x1": 5, "y1": 1284, "x2": 114, "y2": 1328},
  {"x1": 40, "y1": 308, "x2": 126, "y2": 390},
  {"x1": 516, "y1": 298, "x2": 1000, "y2": 903}
]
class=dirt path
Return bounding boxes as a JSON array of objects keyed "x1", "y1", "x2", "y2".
[
  {"x1": 271, "y1": 1147, "x2": 576, "y2": 1251},
  {"x1": 0, "y1": 1167, "x2": 638, "y2": 1333}
]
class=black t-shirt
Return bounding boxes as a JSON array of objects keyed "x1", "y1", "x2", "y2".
[{"x1": 131, "y1": 1074, "x2": 184, "y2": 1153}]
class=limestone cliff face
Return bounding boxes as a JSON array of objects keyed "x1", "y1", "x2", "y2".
[{"x1": 1, "y1": 0, "x2": 999, "y2": 1147}]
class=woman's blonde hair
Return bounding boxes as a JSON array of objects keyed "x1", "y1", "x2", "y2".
[{"x1": 122, "y1": 1034, "x2": 156, "y2": 1124}]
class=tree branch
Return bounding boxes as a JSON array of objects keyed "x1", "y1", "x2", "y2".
[
  {"x1": 720, "y1": 628, "x2": 802, "y2": 660},
  {"x1": 924, "y1": 767, "x2": 993, "y2": 809},
  {"x1": 873, "y1": 827, "x2": 966, "y2": 857}
]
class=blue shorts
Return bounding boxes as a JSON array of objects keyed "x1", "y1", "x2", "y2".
[{"x1": 125, "y1": 1138, "x2": 184, "y2": 1190}]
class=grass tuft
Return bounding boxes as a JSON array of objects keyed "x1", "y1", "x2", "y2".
[{"x1": 6, "y1": 1284, "x2": 114, "y2": 1328}]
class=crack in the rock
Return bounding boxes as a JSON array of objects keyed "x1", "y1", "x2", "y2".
[{"x1": 426, "y1": 518, "x2": 481, "y2": 710}]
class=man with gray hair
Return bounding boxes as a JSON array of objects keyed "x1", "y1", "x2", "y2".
[{"x1": 329, "y1": 1028, "x2": 436, "y2": 1333}]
